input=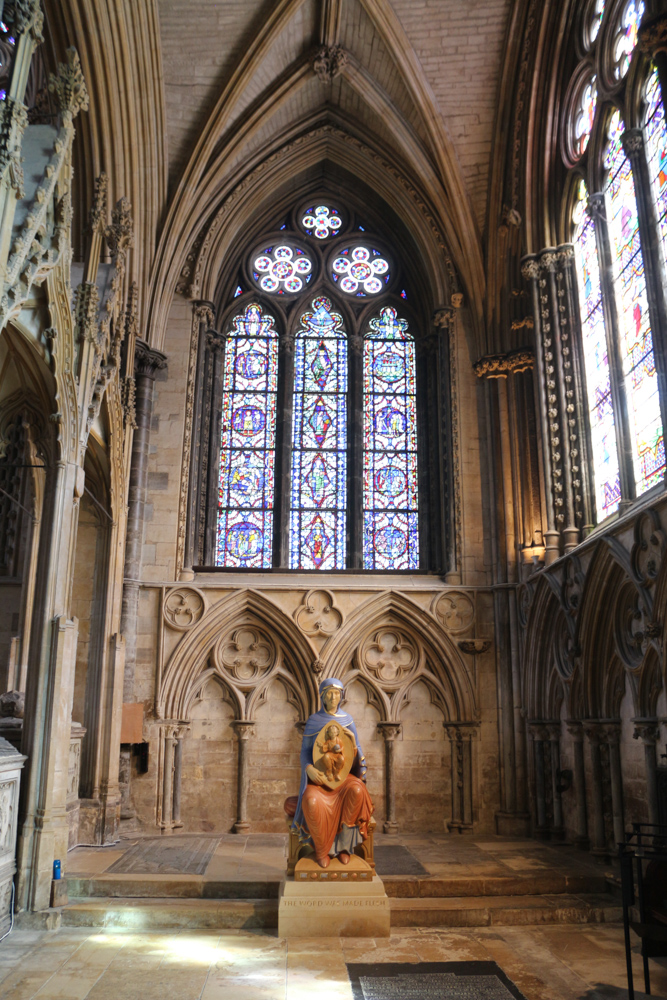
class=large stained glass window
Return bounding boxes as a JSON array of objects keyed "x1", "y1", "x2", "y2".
[
  {"x1": 605, "y1": 111, "x2": 665, "y2": 494},
  {"x1": 573, "y1": 180, "x2": 621, "y2": 517},
  {"x1": 645, "y1": 70, "x2": 667, "y2": 274},
  {"x1": 363, "y1": 307, "x2": 419, "y2": 569},
  {"x1": 290, "y1": 296, "x2": 347, "y2": 569},
  {"x1": 217, "y1": 303, "x2": 278, "y2": 568}
]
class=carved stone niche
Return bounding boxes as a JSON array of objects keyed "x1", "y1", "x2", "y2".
[
  {"x1": 358, "y1": 628, "x2": 419, "y2": 690},
  {"x1": 214, "y1": 626, "x2": 277, "y2": 688},
  {"x1": 0, "y1": 738, "x2": 26, "y2": 934}
]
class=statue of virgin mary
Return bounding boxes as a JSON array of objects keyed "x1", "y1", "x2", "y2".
[{"x1": 292, "y1": 677, "x2": 374, "y2": 868}]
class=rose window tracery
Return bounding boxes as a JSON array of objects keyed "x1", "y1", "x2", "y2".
[
  {"x1": 301, "y1": 205, "x2": 342, "y2": 239},
  {"x1": 252, "y1": 244, "x2": 313, "y2": 294},
  {"x1": 612, "y1": 0, "x2": 644, "y2": 80},
  {"x1": 331, "y1": 246, "x2": 390, "y2": 295}
]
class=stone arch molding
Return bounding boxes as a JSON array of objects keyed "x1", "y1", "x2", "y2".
[
  {"x1": 158, "y1": 588, "x2": 319, "y2": 722},
  {"x1": 315, "y1": 590, "x2": 477, "y2": 724}
]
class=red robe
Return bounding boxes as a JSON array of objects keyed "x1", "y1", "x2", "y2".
[{"x1": 300, "y1": 774, "x2": 373, "y2": 858}]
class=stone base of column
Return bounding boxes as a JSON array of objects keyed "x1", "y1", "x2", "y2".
[
  {"x1": 178, "y1": 567, "x2": 196, "y2": 582},
  {"x1": 494, "y1": 811, "x2": 530, "y2": 836},
  {"x1": 550, "y1": 826, "x2": 565, "y2": 841},
  {"x1": 383, "y1": 820, "x2": 399, "y2": 834},
  {"x1": 233, "y1": 820, "x2": 251, "y2": 834},
  {"x1": 447, "y1": 821, "x2": 473, "y2": 834},
  {"x1": 544, "y1": 531, "x2": 561, "y2": 566},
  {"x1": 574, "y1": 835, "x2": 591, "y2": 851}
]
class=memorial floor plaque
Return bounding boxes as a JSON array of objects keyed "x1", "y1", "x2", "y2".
[
  {"x1": 373, "y1": 844, "x2": 430, "y2": 876},
  {"x1": 347, "y1": 962, "x2": 528, "y2": 1000},
  {"x1": 105, "y1": 836, "x2": 221, "y2": 875}
]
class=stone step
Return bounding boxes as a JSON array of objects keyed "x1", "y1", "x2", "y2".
[
  {"x1": 57, "y1": 891, "x2": 622, "y2": 931},
  {"x1": 61, "y1": 897, "x2": 279, "y2": 930},
  {"x1": 66, "y1": 871, "x2": 609, "y2": 901},
  {"x1": 390, "y1": 893, "x2": 623, "y2": 927}
]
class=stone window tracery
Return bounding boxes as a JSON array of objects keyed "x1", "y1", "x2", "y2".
[
  {"x1": 201, "y1": 198, "x2": 440, "y2": 572},
  {"x1": 560, "y1": 2, "x2": 667, "y2": 523}
]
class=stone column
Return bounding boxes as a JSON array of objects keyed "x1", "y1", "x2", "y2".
[
  {"x1": 378, "y1": 723, "x2": 401, "y2": 834},
  {"x1": 528, "y1": 723, "x2": 549, "y2": 837},
  {"x1": 172, "y1": 726, "x2": 189, "y2": 830},
  {"x1": 634, "y1": 719, "x2": 660, "y2": 827},
  {"x1": 547, "y1": 722, "x2": 564, "y2": 838},
  {"x1": 604, "y1": 723, "x2": 625, "y2": 847},
  {"x1": 584, "y1": 721, "x2": 607, "y2": 854},
  {"x1": 444, "y1": 721, "x2": 479, "y2": 832},
  {"x1": 160, "y1": 725, "x2": 177, "y2": 833},
  {"x1": 182, "y1": 302, "x2": 215, "y2": 578},
  {"x1": 566, "y1": 721, "x2": 589, "y2": 849},
  {"x1": 232, "y1": 721, "x2": 255, "y2": 834},
  {"x1": 120, "y1": 340, "x2": 167, "y2": 702}
]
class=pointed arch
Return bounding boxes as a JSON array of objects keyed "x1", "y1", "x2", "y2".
[{"x1": 159, "y1": 588, "x2": 319, "y2": 721}]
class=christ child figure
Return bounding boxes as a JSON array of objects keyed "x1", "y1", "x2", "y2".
[{"x1": 318, "y1": 723, "x2": 346, "y2": 782}]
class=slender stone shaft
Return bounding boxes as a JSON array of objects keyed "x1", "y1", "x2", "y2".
[
  {"x1": 378, "y1": 723, "x2": 401, "y2": 834},
  {"x1": 584, "y1": 723, "x2": 607, "y2": 853},
  {"x1": 232, "y1": 722, "x2": 255, "y2": 834},
  {"x1": 161, "y1": 729, "x2": 175, "y2": 833},
  {"x1": 566, "y1": 722, "x2": 589, "y2": 849}
]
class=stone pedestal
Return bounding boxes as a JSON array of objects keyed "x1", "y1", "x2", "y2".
[
  {"x1": 278, "y1": 868, "x2": 390, "y2": 938},
  {"x1": 0, "y1": 737, "x2": 26, "y2": 933}
]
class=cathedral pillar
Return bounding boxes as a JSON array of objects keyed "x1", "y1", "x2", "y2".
[
  {"x1": 160, "y1": 725, "x2": 177, "y2": 833},
  {"x1": 528, "y1": 723, "x2": 549, "y2": 837},
  {"x1": 171, "y1": 725, "x2": 189, "y2": 830},
  {"x1": 583, "y1": 721, "x2": 607, "y2": 854},
  {"x1": 232, "y1": 721, "x2": 255, "y2": 834},
  {"x1": 378, "y1": 723, "x2": 401, "y2": 834},
  {"x1": 566, "y1": 721, "x2": 589, "y2": 849},
  {"x1": 546, "y1": 722, "x2": 564, "y2": 837},
  {"x1": 120, "y1": 340, "x2": 167, "y2": 701},
  {"x1": 634, "y1": 719, "x2": 660, "y2": 827},
  {"x1": 444, "y1": 721, "x2": 479, "y2": 832}
]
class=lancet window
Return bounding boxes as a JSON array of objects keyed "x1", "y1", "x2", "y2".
[
  {"x1": 204, "y1": 200, "x2": 443, "y2": 572},
  {"x1": 561, "y1": 0, "x2": 667, "y2": 522}
]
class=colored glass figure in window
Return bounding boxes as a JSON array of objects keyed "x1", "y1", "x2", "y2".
[
  {"x1": 613, "y1": 0, "x2": 644, "y2": 79},
  {"x1": 645, "y1": 70, "x2": 667, "y2": 276},
  {"x1": 363, "y1": 306, "x2": 419, "y2": 570},
  {"x1": 574, "y1": 77, "x2": 597, "y2": 158},
  {"x1": 573, "y1": 180, "x2": 621, "y2": 517},
  {"x1": 217, "y1": 303, "x2": 279, "y2": 568},
  {"x1": 605, "y1": 111, "x2": 665, "y2": 494},
  {"x1": 290, "y1": 297, "x2": 348, "y2": 570}
]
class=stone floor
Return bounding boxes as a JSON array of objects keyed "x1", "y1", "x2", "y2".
[{"x1": 0, "y1": 924, "x2": 666, "y2": 1000}]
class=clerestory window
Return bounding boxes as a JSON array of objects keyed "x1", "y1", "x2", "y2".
[
  {"x1": 214, "y1": 203, "x2": 423, "y2": 571},
  {"x1": 563, "y1": 0, "x2": 666, "y2": 521}
]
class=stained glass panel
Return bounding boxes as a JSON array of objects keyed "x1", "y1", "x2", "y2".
[
  {"x1": 331, "y1": 246, "x2": 390, "y2": 296},
  {"x1": 645, "y1": 70, "x2": 667, "y2": 277},
  {"x1": 573, "y1": 179, "x2": 621, "y2": 518},
  {"x1": 613, "y1": 0, "x2": 644, "y2": 79},
  {"x1": 363, "y1": 306, "x2": 419, "y2": 570},
  {"x1": 588, "y1": 0, "x2": 605, "y2": 45},
  {"x1": 574, "y1": 76, "x2": 597, "y2": 158},
  {"x1": 605, "y1": 111, "x2": 665, "y2": 494},
  {"x1": 217, "y1": 303, "x2": 279, "y2": 567},
  {"x1": 301, "y1": 205, "x2": 342, "y2": 239},
  {"x1": 290, "y1": 297, "x2": 347, "y2": 569},
  {"x1": 252, "y1": 243, "x2": 313, "y2": 295}
]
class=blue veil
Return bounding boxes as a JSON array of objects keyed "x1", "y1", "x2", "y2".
[{"x1": 291, "y1": 678, "x2": 366, "y2": 845}]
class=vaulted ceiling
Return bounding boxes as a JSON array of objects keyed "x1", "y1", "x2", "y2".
[{"x1": 48, "y1": 0, "x2": 514, "y2": 350}]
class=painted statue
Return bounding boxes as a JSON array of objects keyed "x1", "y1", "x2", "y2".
[{"x1": 292, "y1": 677, "x2": 374, "y2": 868}]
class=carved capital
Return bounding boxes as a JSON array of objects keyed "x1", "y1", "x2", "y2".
[
  {"x1": 48, "y1": 47, "x2": 89, "y2": 122},
  {"x1": 565, "y1": 720, "x2": 584, "y2": 742},
  {"x1": 443, "y1": 720, "x2": 480, "y2": 742},
  {"x1": 510, "y1": 316, "x2": 534, "y2": 332},
  {"x1": 587, "y1": 194, "x2": 606, "y2": 220},
  {"x1": 134, "y1": 339, "x2": 167, "y2": 380},
  {"x1": 639, "y1": 14, "x2": 667, "y2": 56},
  {"x1": 312, "y1": 44, "x2": 348, "y2": 83},
  {"x1": 433, "y1": 307, "x2": 455, "y2": 328},
  {"x1": 377, "y1": 722, "x2": 402, "y2": 742},
  {"x1": 622, "y1": 128, "x2": 643, "y2": 159},
  {"x1": 540, "y1": 251, "x2": 559, "y2": 273},
  {"x1": 633, "y1": 719, "x2": 660, "y2": 745},
  {"x1": 521, "y1": 257, "x2": 540, "y2": 281},
  {"x1": 473, "y1": 349, "x2": 534, "y2": 379},
  {"x1": 10, "y1": 0, "x2": 44, "y2": 38},
  {"x1": 206, "y1": 329, "x2": 225, "y2": 352},
  {"x1": 232, "y1": 720, "x2": 256, "y2": 741},
  {"x1": 528, "y1": 721, "x2": 550, "y2": 742},
  {"x1": 193, "y1": 300, "x2": 215, "y2": 328},
  {"x1": 546, "y1": 722, "x2": 561, "y2": 742}
]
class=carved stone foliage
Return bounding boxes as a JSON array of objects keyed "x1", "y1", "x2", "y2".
[
  {"x1": 358, "y1": 628, "x2": 419, "y2": 690},
  {"x1": 164, "y1": 588, "x2": 206, "y2": 631},
  {"x1": 294, "y1": 589, "x2": 343, "y2": 637},
  {"x1": 433, "y1": 591, "x2": 474, "y2": 634},
  {"x1": 215, "y1": 627, "x2": 276, "y2": 688},
  {"x1": 632, "y1": 509, "x2": 665, "y2": 589}
]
